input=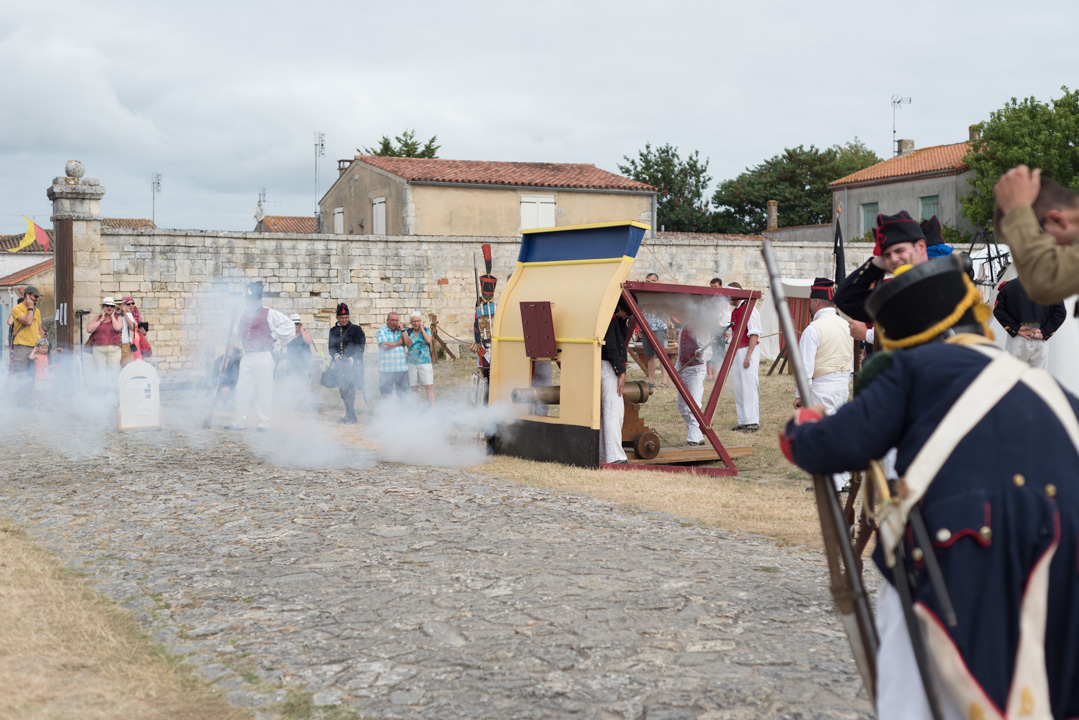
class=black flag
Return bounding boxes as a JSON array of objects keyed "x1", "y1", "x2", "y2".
[{"x1": 833, "y1": 218, "x2": 846, "y2": 286}]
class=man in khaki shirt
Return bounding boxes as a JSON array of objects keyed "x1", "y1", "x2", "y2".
[{"x1": 994, "y1": 165, "x2": 1079, "y2": 304}]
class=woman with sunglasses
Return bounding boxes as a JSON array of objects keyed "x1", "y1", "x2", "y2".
[
  {"x1": 86, "y1": 296, "x2": 124, "y2": 389},
  {"x1": 119, "y1": 296, "x2": 149, "y2": 367}
]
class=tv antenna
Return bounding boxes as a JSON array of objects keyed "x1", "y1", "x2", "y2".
[
  {"x1": 314, "y1": 131, "x2": 325, "y2": 213},
  {"x1": 255, "y1": 187, "x2": 266, "y2": 223},
  {"x1": 891, "y1": 95, "x2": 911, "y2": 156},
  {"x1": 150, "y1": 172, "x2": 162, "y2": 224}
]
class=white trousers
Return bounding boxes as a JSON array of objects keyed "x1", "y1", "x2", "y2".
[
  {"x1": 93, "y1": 344, "x2": 121, "y2": 389},
  {"x1": 876, "y1": 582, "x2": 965, "y2": 720},
  {"x1": 599, "y1": 362, "x2": 627, "y2": 463},
  {"x1": 233, "y1": 351, "x2": 275, "y2": 429},
  {"x1": 809, "y1": 374, "x2": 850, "y2": 415},
  {"x1": 677, "y1": 364, "x2": 707, "y2": 443},
  {"x1": 810, "y1": 374, "x2": 851, "y2": 490},
  {"x1": 732, "y1": 346, "x2": 760, "y2": 425},
  {"x1": 1005, "y1": 334, "x2": 1048, "y2": 369}
]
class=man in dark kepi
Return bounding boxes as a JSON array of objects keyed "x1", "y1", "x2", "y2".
[
  {"x1": 230, "y1": 281, "x2": 295, "y2": 431},
  {"x1": 779, "y1": 255, "x2": 1079, "y2": 718},
  {"x1": 329, "y1": 302, "x2": 366, "y2": 423},
  {"x1": 836, "y1": 210, "x2": 930, "y2": 330}
]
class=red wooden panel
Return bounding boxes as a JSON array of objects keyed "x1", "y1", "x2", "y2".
[{"x1": 520, "y1": 301, "x2": 558, "y2": 359}]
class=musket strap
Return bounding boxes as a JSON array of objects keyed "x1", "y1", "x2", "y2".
[{"x1": 878, "y1": 345, "x2": 1029, "y2": 567}]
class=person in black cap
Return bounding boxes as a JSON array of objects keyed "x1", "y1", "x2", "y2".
[
  {"x1": 230, "y1": 280, "x2": 295, "y2": 431},
  {"x1": 780, "y1": 255, "x2": 1079, "y2": 718},
  {"x1": 994, "y1": 278, "x2": 1066, "y2": 369},
  {"x1": 328, "y1": 302, "x2": 366, "y2": 423},
  {"x1": 794, "y1": 277, "x2": 852, "y2": 491},
  {"x1": 835, "y1": 210, "x2": 930, "y2": 325}
]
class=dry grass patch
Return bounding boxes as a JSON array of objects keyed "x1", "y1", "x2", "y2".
[{"x1": 0, "y1": 518, "x2": 248, "y2": 720}]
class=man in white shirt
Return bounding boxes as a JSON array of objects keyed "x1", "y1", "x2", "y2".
[
  {"x1": 795, "y1": 277, "x2": 853, "y2": 490},
  {"x1": 230, "y1": 281, "x2": 295, "y2": 432}
]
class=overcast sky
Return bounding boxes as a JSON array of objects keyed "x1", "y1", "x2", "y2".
[{"x1": 1, "y1": 0, "x2": 1075, "y2": 233}]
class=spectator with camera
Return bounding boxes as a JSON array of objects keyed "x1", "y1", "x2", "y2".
[
  {"x1": 8, "y1": 286, "x2": 44, "y2": 390},
  {"x1": 86, "y1": 296, "x2": 124, "y2": 389},
  {"x1": 119, "y1": 296, "x2": 151, "y2": 366},
  {"x1": 405, "y1": 311, "x2": 435, "y2": 408}
]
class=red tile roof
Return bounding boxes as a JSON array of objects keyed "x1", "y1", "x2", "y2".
[
  {"x1": 354, "y1": 156, "x2": 656, "y2": 192},
  {"x1": 830, "y1": 142, "x2": 972, "y2": 187},
  {"x1": 102, "y1": 218, "x2": 157, "y2": 230},
  {"x1": 0, "y1": 232, "x2": 51, "y2": 253},
  {"x1": 0, "y1": 259, "x2": 54, "y2": 287},
  {"x1": 656, "y1": 231, "x2": 768, "y2": 242},
  {"x1": 255, "y1": 216, "x2": 318, "y2": 234}
]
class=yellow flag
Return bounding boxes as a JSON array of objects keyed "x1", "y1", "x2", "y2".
[{"x1": 7, "y1": 217, "x2": 49, "y2": 253}]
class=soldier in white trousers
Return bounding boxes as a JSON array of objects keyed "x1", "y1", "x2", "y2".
[
  {"x1": 794, "y1": 278, "x2": 853, "y2": 490},
  {"x1": 231, "y1": 281, "x2": 295, "y2": 431},
  {"x1": 675, "y1": 325, "x2": 712, "y2": 445},
  {"x1": 599, "y1": 297, "x2": 633, "y2": 463}
]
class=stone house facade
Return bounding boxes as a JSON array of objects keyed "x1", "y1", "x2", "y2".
[
  {"x1": 318, "y1": 156, "x2": 657, "y2": 237},
  {"x1": 830, "y1": 137, "x2": 977, "y2": 243}
]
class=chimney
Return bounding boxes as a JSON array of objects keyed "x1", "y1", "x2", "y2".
[
  {"x1": 765, "y1": 200, "x2": 778, "y2": 231},
  {"x1": 969, "y1": 124, "x2": 981, "y2": 141},
  {"x1": 337, "y1": 159, "x2": 351, "y2": 176},
  {"x1": 897, "y1": 139, "x2": 915, "y2": 157}
]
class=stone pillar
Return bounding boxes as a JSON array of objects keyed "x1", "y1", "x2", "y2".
[
  {"x1": 766, "y1": 200, "x2": 778, "y2": 231},
  {"x1": 47, "y1": 161, "x2": 105, "y2": 350}
]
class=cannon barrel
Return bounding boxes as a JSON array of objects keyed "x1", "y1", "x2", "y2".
[{"x1": 511, "y1": 380, "x2": 651, "y2": 406}]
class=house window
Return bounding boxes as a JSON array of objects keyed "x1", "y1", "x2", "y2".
[
  {"x1": 333, "y1": 207, "x2": 344, "y2": 234},
  {"x1": 919, "y1": 195, "x2": 940, "y2": 221},
  {"x1": 372, "y1": 197, "x2": 386, "y2": 235},
  {"x1": 861, "y1": 202, "x2": 879, "y2": 236},
  {"x1": 520, "y1": 195, "x2": 556, "y2": 230}
]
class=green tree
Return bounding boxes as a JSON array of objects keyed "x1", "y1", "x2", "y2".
[
  {"x1": 618, "y1": 143, "x2": 713, "y2": 232},
  {"x1": 360, "y1": 129, "x2": 440, "y2": 158},
  {"x1": 711, "y1": 139, "x2": 881, "y2": 234},
  {"x1": 961, "y1": 87, "x2": 1079, "y2": 230}
]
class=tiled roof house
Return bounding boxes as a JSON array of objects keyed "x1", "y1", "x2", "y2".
[
  {"x1": 254, "y1": 215, "x2": 318, "y2": 234},
  {"x1": 830, "y1": 135, "x2": 977, "y2": 240},
  {"x1": 319, "y1": 156, "x2": 657, "y2": 237}
]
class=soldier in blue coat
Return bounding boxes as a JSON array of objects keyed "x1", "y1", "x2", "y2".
[{"x1": 780, "y1": 256, "x2": 1079, "y2": 719}]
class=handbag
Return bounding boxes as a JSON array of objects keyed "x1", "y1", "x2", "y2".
[{"x1": 320, "y1": 364, "x2": 339, "y2": 388}]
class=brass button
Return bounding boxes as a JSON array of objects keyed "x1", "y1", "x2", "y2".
[
  {"x1": 1013, "y1": 474, "x2": 1026, "y2": 487},
  {"x1": 1046, "y1": 484, "x2": 1057, "y2": 498},
  {"x1": 911, "y1": 548, "x2": 925, "y2": 562},
  {"x1": 936, "y1": 528, "x2": 952, "y2": 543},
  {"x1": 979, "y1": 526, "x2": 993, "y2": 542}
]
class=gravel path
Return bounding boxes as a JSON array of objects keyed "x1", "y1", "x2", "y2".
[{"x1": 0, "y1": 403, "x2": 874, "y2": 719}]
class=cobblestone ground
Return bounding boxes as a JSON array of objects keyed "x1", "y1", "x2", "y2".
[{"x1": 0, "y1": 402, "x2": 875, "y2": 719}]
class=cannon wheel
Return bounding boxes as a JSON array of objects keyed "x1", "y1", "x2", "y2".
[{"x1": 633, "y1": 431, "x2": 661, "y2": 460}]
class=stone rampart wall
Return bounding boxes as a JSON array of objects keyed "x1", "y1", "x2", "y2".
[{"x1": 96, "y1": 229, "x2": 878, "y2": 379}]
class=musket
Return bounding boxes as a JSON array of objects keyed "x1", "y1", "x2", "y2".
[{"x1": 761, "y1": 240, "x2": 879, "y2": 703}]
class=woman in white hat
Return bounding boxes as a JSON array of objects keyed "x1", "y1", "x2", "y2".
[{"x1": 86, "y1": 296, "x2": 124, "y2": 389}]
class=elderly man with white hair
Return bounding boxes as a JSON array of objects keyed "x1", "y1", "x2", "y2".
[{"x1": 404, "y1": 311, "x2": 435, "y2": 408}]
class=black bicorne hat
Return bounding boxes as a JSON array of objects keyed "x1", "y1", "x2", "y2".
[
  {"x1": 246, "y1": 281, "x2": 263, "y2": 299},
  {"x1": 809, "y1": 277, "x2": 835, "y2": 301},
  {"x1": 865, "y1": 255, "x2": 989, "y2": 350},
  {"x1": 874, "y1": 210, "x2": 926, "y2": 252},
  {"x1": 920, "y1": 216, "x2": 944, "y2": 246},
  {"x1": 336, "y1": 302, "x2": 350, "y2": 316}
]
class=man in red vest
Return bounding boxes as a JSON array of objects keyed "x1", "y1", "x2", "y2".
[
  {"x1": 230, "y1": 281, "x2": 295, "y2": 432},
  {"x1": 727, "y1": 282, "x2": 761, "y2": 432}
]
